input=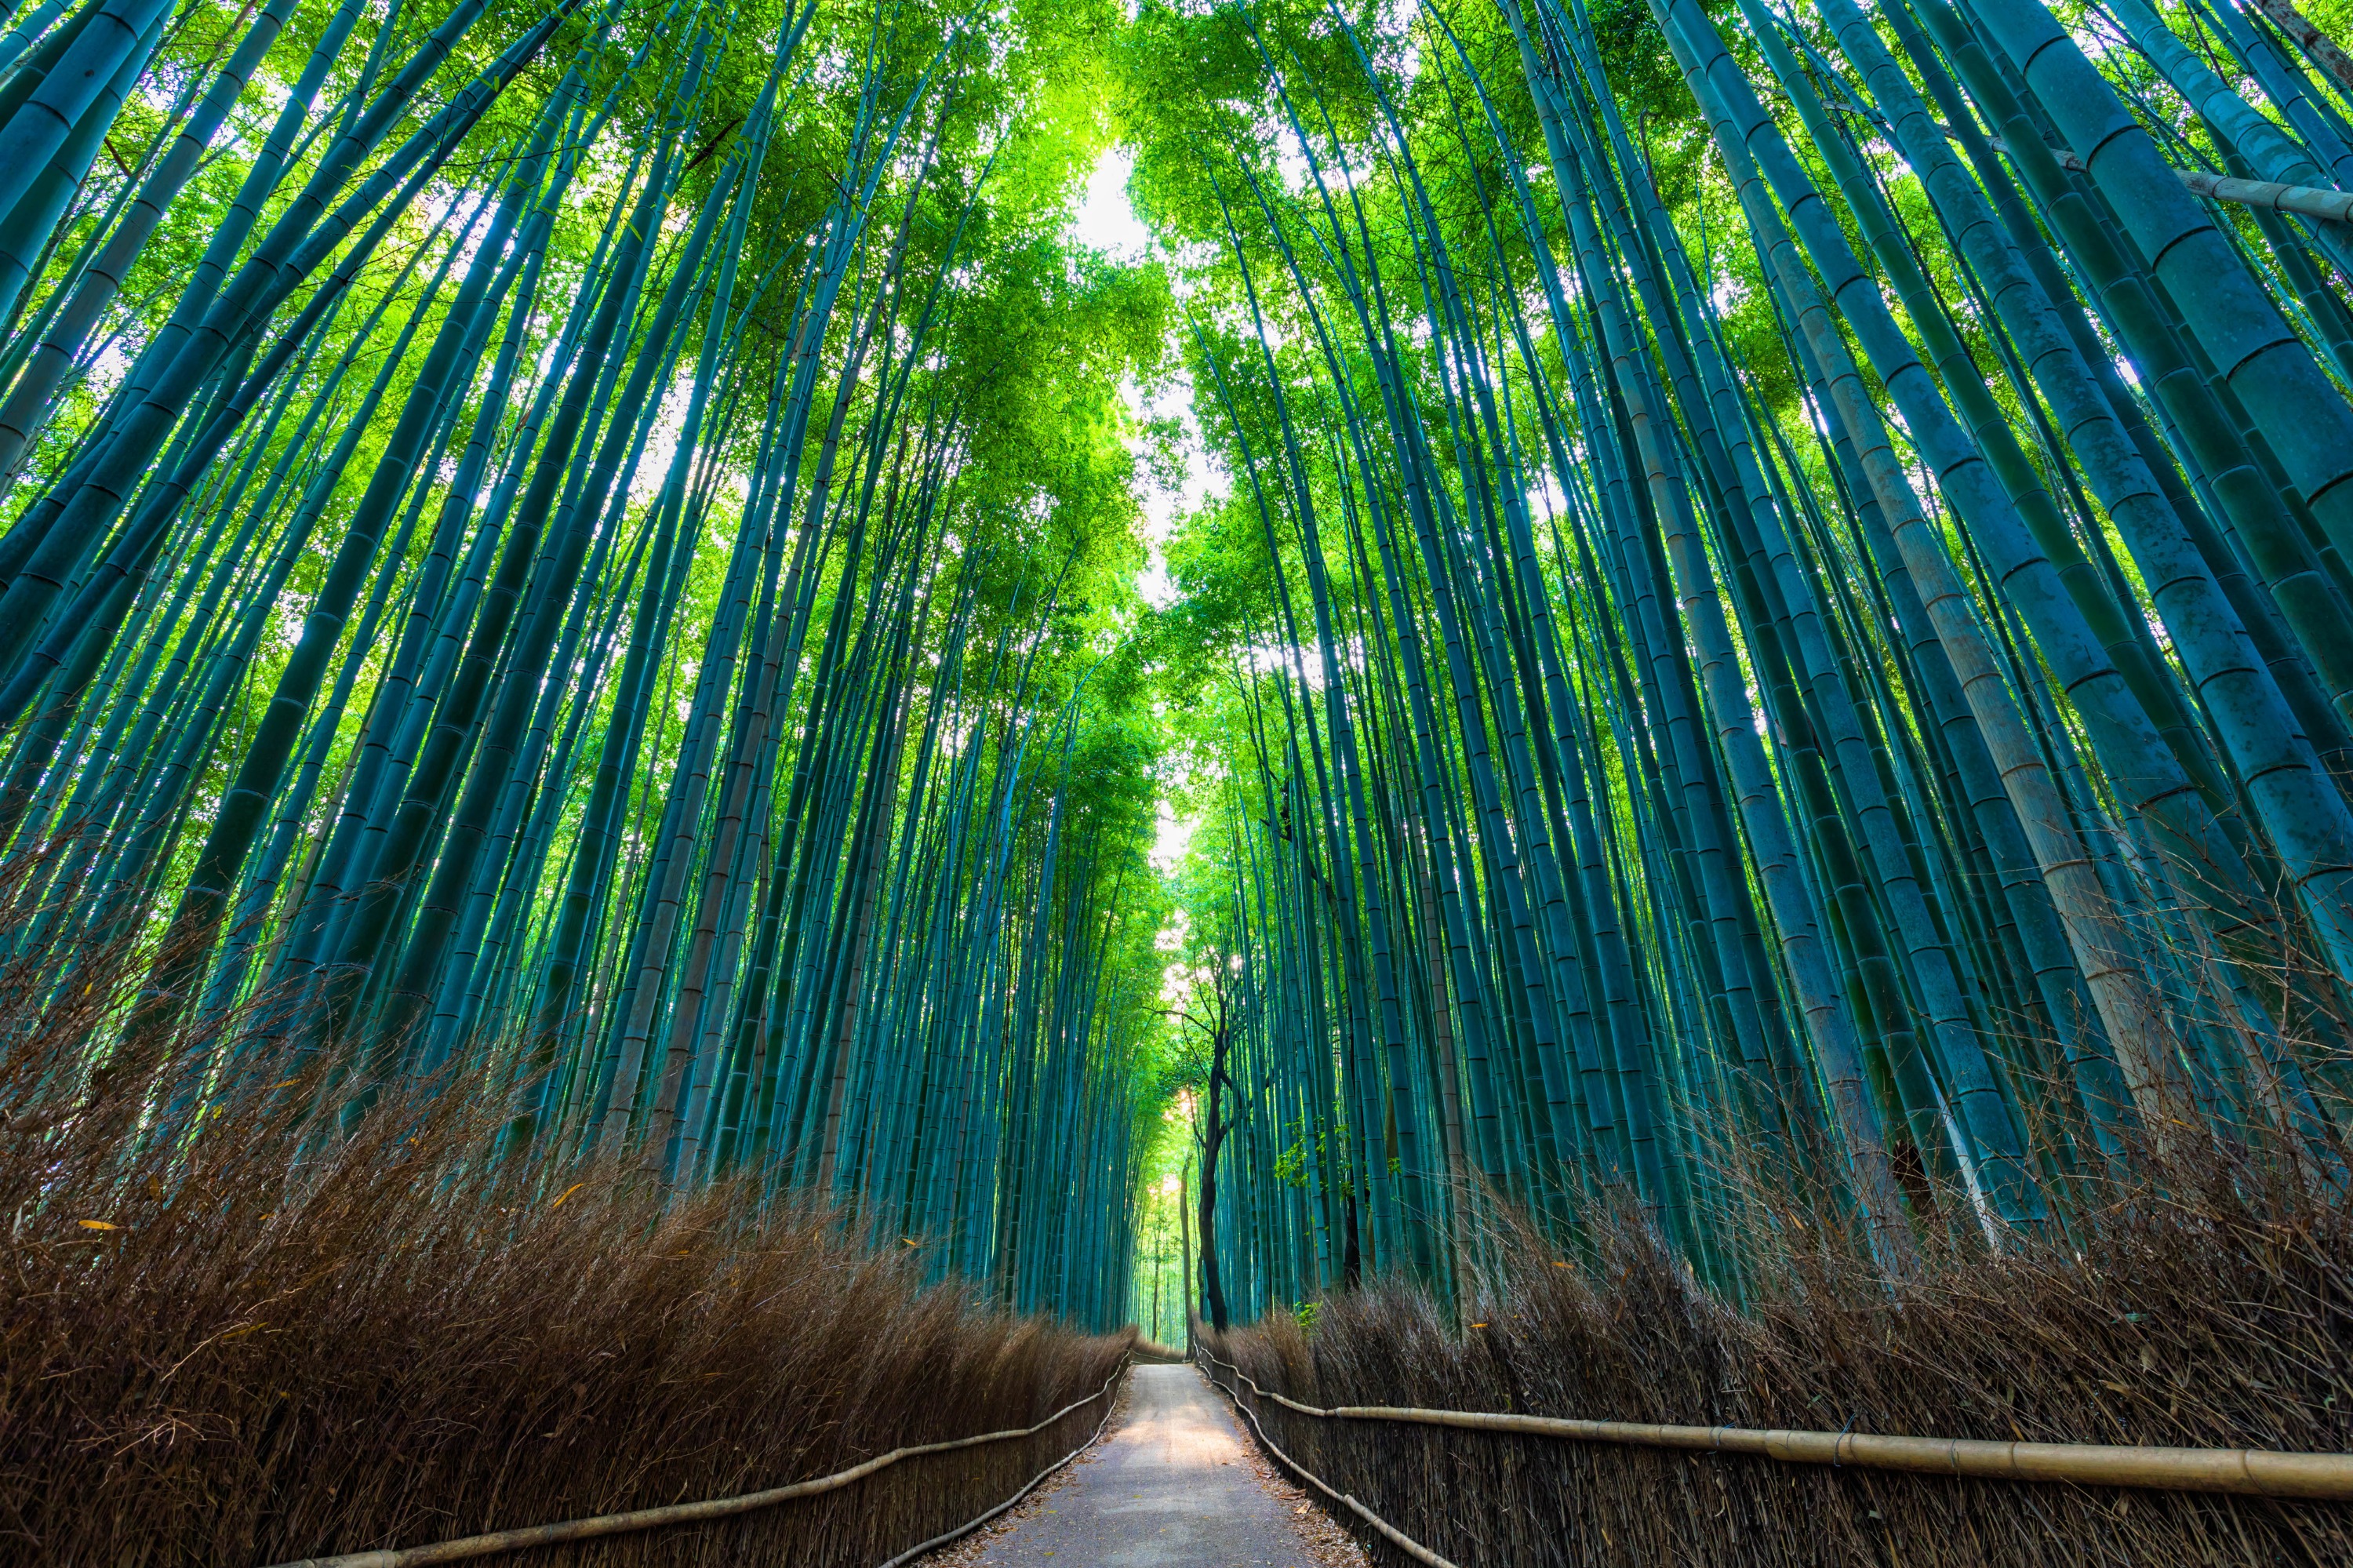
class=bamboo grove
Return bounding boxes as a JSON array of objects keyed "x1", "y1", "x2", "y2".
[
  {"x1": 1131, "y1": 0, "x2": 2353, "y2": 1324},
  {"x1": 0, "y1": 0, "x2": 1184, "y2": 1330},
  {"x1": 13, "y1": 0, "x2": 2353, "y2": 1347}
]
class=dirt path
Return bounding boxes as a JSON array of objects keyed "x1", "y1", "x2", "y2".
[{"x1": 928, "y1": 1362, "x2": 1366, "y2": 1567}]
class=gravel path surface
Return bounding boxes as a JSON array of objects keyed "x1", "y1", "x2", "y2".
[{"x1": 926, "y1": 1362, "x2": 1366, "y2": 1567}]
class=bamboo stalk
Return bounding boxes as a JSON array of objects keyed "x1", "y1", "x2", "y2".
[
  {"x1": 2175, "y1": 166, "x2": 2353, "y2": 224},
  {"x1": 2248, "y1": 0, "x2": 2353, "y2": 96},
  {"x1": 1982, "y1": 129, "x2": 2353, "y2": 224}
]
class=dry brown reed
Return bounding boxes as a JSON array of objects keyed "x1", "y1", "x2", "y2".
[
  {"x1": 1202, "y1": 1187, "x2": 2353, "y2": 1566},
  {"x1": 0, "y1": 860, "x2": 1128, "y2": 1568}
]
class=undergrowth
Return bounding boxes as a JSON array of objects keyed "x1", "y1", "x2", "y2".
[
  {"x1": 1203, "y1": 1184, "x2": 2353, "y2": 1566},
  {"x1": 0, "y1": 878, "x2": 1128, "y2": 1568}
]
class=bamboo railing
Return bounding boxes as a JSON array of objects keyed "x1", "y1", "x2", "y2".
[
  {"x1": 259, "y1": 1362, "x2": 1129, "y2": 1568},
  {"x1": 1196, "y1": 1351, "x2": 1458, "y2": 1567},
  {"x1": 1198, "y1": 1352, "x2": 2353, "y2": 1502}
]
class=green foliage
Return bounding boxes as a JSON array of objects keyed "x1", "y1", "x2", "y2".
[{"x1": 4, "y1": 0, "x2": 2353, "y2": 1344}]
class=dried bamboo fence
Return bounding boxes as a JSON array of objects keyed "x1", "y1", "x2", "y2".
[
  {"x1": 0, "y1": 1050, "x2": 1139, "y2": 1568},
  {"x1": 1193, "y1": 1211, "x2": 2353, "y2": 1567},
  {"x1": 263, "y1": 1364, "x2": 1129, "y2": 1568},
  {"x1": 1199, "y1": 1350, "x2": 2351, "y2": 1499}
]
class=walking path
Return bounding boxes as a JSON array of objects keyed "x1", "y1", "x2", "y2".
[{"x1": 936, "y1": 1362, "x2": 1365, "y2": 1566}]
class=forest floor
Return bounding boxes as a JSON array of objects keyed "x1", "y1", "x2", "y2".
[{"x1": 926, "y1": 1362, "x2": 1367, "y2": 1567}]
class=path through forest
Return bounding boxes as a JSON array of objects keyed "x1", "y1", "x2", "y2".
[{"x1": 935, "y1": 1364, "x2": 1365, "y2": 1566}]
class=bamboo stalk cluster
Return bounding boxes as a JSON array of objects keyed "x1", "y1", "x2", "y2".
[
  {"x1": 0, "y1": 0, "x2": 1169, "y2": 1331},
  {"x1": 6, "y1": 0, "x2": 2353, "y2": 1345},
  {"x1": 1138, "y1": 0, "x2": 2353, "y2": 1315}
]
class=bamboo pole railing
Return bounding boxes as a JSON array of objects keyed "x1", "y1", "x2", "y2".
[
  {"x1": 1195, "y1": 1350, "x2": 1459, "y2": 1568},
  {"x1": 257, "y1": 1361, "x2": 1130, "y2": 1568},
  {"x1": 874, "y1": 1382, "x2": 1127, "y2": 1568},
  {"x1": 1197, "y1": 1352, "x2": 2353, "y2": 1501}
]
